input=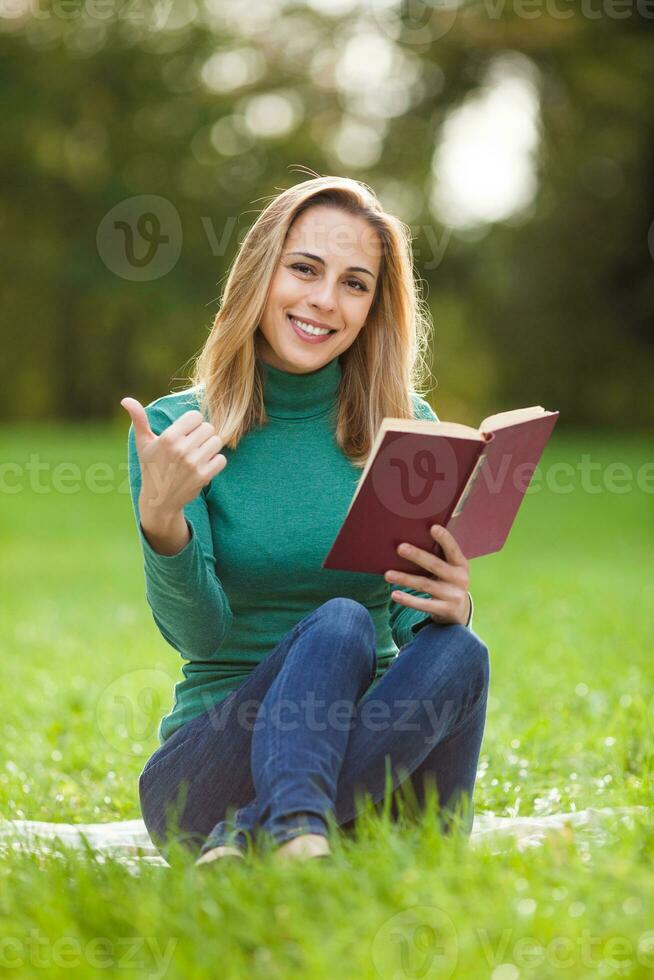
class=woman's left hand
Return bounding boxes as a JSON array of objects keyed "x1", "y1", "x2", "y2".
[{"x1": 384, "y1": 524, "x2": 471, "y2": 626}]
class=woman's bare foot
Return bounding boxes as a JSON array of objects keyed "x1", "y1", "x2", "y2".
[
  {"x1": 274, "y1": 833, "x2": 331, "y2": 861},
  {"x1": 195, "y1": 844, "x2": 245, "y2": 866}
]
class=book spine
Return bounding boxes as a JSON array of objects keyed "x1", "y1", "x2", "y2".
[{"x1": 428, "y1": 441, "x2": 488, "y2": 558}]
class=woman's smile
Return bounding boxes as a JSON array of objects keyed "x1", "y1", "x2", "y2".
[{"x1": 287, "y1": 313, "x2": 337, "y2": 344}]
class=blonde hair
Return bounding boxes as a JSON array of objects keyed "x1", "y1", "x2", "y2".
[{"x1": 187, "y1": 172, "x2": 434, "y2": 469}]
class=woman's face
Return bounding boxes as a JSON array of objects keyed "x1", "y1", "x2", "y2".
[{"x1": 256, "y1": 205, "x2": 382, "y2": 374}]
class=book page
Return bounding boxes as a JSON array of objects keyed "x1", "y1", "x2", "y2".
[
  {"x1": 480, "y1": 406, "x2": 547, "y2": 432},
  {"x1": 378, "y1": 418, "x2": 485, "y2": 440}
]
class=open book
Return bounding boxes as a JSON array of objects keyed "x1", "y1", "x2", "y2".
[{"x1": 322, "y1": 405, "x2": 559, "y2": 574}]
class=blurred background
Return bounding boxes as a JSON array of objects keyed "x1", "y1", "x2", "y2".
[{"x1": 2, "y1": 0, "x2": 652, "y2": 427}]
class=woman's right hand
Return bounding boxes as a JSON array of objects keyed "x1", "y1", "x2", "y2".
[{"x1": 121, "y1": 397, "x2": 228, "y2": 520}]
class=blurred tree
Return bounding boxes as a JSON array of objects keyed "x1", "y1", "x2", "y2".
[{"x1": 0, "y1": 1, "x2": 651, "y2": 428}]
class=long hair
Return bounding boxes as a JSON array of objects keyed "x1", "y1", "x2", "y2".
[{"x1": 187, "y1": 173, "x2": 434, "y2": 469}]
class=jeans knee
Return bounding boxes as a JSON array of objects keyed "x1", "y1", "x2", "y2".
[
  {"x1": 457, "y1": 627, "x2": 490, "y2": 697},
  {"x1": 315, "y1": 597, "x2": 376, "y2": 673}
]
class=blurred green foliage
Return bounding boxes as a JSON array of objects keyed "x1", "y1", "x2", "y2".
[{"x1": 1, "y1": 1, "x2": 652, "y2": 427}]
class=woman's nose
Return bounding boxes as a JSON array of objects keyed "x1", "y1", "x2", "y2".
[{"x1": 307, "y1": 280, "x2": 337, "y2": 310}]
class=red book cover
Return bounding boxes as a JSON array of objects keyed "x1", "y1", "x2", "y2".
[{"x1": 322, "y1": 407, "x2": 559, "y2": 575}]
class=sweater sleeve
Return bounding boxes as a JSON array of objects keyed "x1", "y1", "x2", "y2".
[
  {"x1": 127, "y1": 403, "x2": 233, "y2": 662},
  {"x1": 388, "y1": 393, "x2": 474, "y2": 648}
]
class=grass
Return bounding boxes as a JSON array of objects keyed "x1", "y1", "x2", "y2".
[{"x1": 0, "y1": 424, "x2": 652, "y2": 978}]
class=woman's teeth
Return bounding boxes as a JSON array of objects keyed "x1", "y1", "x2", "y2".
[{"x1": 289, "y1": 315, "x2": 333, "y2": 337}]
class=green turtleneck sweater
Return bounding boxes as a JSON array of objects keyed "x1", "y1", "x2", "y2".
[{"x1": 127, "y1": 354, "x2": 472, "y2": 745}]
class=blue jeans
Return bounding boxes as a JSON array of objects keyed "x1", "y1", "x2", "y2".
[{"x1": 138, "y1": 598, "x2": 490, "y2": 863}]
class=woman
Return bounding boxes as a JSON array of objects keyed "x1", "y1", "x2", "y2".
[{"x1": 121, "y1": 174, "x2": 489, "y2": 866}]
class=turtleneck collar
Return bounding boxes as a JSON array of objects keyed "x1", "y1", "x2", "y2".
[{"x1": 257, "y1": 354, "x2": 342, "y2": 420}]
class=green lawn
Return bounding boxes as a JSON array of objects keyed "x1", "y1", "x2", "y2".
[{"x1": 0, "y1": 425, "x2": 652, "y2": 978}]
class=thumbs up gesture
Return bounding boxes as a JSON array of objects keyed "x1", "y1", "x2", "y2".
[{"x1": 121, "y1": 398, "x2": 227, "y2": 521}]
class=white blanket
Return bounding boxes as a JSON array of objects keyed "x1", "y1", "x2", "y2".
[{"x1": 0, "y1": 807, "x2": 645, "y2": 871}]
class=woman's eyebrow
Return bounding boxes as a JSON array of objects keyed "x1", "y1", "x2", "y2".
[{"x1": 285, "y1": 250, "x2": 377, "y2": 280}]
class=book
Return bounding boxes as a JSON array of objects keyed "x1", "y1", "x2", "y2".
[{"x1": 322, "y1": 405, "x2": 559, "y2": 574}]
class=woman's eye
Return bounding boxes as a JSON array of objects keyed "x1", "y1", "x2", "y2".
[{"x1": 290, "y1": 263, "x2": 367, "y2": 292}]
